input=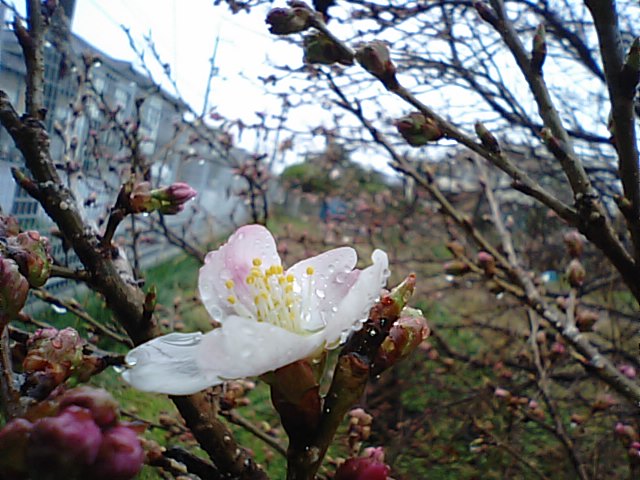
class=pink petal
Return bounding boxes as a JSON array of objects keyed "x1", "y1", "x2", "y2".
[{"x1": 199, "y1": 225, "x2": 281, "y2": 321}]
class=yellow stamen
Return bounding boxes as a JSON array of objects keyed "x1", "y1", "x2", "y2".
[
  {"x1": 227, "y1": 296, "x2": 236, "y2": 304},
  {"x1": 225, "y1": 279, "x2": 235, "y2": 289},
  {"x1": 286, "y1": 274, "x2": 295, "y2": 283},
  {"x1": 246, "y1": 276, "x2": 255, "y2": 285},
  {"x1": 252, "y1": 258, "x2": 262, "y2": 266},
  {"x1": 306, "y1": 266, "x2": 315, "y2": 275}
]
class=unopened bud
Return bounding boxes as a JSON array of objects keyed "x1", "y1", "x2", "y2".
[
  {"x1": 303, "y1": 33, "x2": 353, "y2": 65},
  {"x1": 395, "y1": 112, "x2": 444, "y2": 146},
  {"x1": 335, "y1": 446, "x2": 390, "y2": 480},
  {"x1": 6, "y1": 230, "x2": 53, "y2": 287},
  {"x1": 266, "y1": 3, "x2": 313, "y2": 35},
  {"x1": 566, "y1": 258, "x2": 586, "y2": 288},
  {"x1": 0, "y1": 256, "x2": 29, "y2": 320},
  {"x1": 531, "y1": 24, "x2": 547, "y2": 73},
  {"x1": 618, "y1": 364, "x2": 637, "y2": 379},
  {"x1": 27, "y1": 406, "x2": 102, "y2": 477},
  {"x1": 151, "y1": 182, "x2": 197, "y2": 214},
  {"x1": 477, "y1": 251, "x2": 496, "y2": 276},
  {"x1": 59, "y1": 386, "x2": 119, "y2": 427},
  {"x1": 372, "y1": 307, "x2": 429, "y2": 375},
  {"x1": 474, "y1": 122, "x2": 500, "y2": 153},
  {"x1": 355, "y1": 41, "x2": 399, "y2": 90},
  {"x1": 563, "y1": 230, "x2": 584, "y2": 258},
  {"x1": 92, "y1": 425, "x2": 144, "y2": 480},
  {"x1": 0, "y1": 214, "x2": 20, "y2": 237},
  {"x1": 615, "y1": 422, "x2": 638, "y2": 441}
]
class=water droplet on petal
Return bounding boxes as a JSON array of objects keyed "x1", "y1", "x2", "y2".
[
  {"x1": 331, "y1": 306, "x2": 338, "y2": 313},
  {"x1": 159, "y1": 332, "x2": 203, "y2": 346},
  {"x1": 126, "y1": 356, "x2": 138, "y2": 368},
  {"x1": 335, "y1": 272, "x2": 348, "y2": 284},
  {"x1": 315, "y1": 289, "x2": 326, "y2": 299}
]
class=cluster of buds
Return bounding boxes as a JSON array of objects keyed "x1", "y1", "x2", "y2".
[
  {"x1": 22, "y1": 327, "x2": 88, "y2": 399},
  {"x1": 128, "y1": 181, "x2": 197, "y2": 215},
  {"x1": 347, "y1": 408, "x2": 373, "y2": 454},
  {"x1": 493, "y1": 387, "x2": 545, "y2": 420},
  {"x1": 335, "y1": 447, "x2": 390, "y2": 480},
  {"x1": 303, "y1": 33, "x2": 353, "y2": 66},
  {"x1": 0, "y1": 386, "x2": 144, "y2": 480},
  {"x1": 266, "y1": 1, "x2": 315, "y2": 35},
  {"x1": 395, "y1": 112, "x2": 444, "y2": 146},
  {"x1": 355, "y1": 41, "x2": 399, "y2": 90},
  {"x1": 1, "y1": 215, "x2": 53, "y2": 321},
  {"x1": 219, "y1": 379, "x2": 255, "y2": 410}
]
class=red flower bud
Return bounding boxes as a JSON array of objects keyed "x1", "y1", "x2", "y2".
[
  {"x1": 28, "y1": 406, "x2": 102, "y2": 477},
  {"x1": 335, "y1": 447, "x2": 390, "y2": 480},
  {"x1": 92, "y1": 425, "x2": 144, "y2": 480},
  {"x1": 59, "y1": 386, "x2": 119, "y2": 427},
  {"x1": 6, "y1": 231, "x2": 53, "y2": 287}
]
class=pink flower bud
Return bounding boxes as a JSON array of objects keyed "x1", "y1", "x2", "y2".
[
  {"x1": 266, "y1": 4, "x2": 313, "y2": 35},
  {"x1": 59, "y1": 386, "x2": 119, "y2": 427},
  {"x1": 494, "y1": 387, "x2": 511, "y2": 398},
  {"x1": 618, "y1": 364, "x2": 637, "y2": 379},
  {"x1": 563, "y1": 230, "x2": 584, "y2": 258},
  {"x1": 335, "y1": 447, "x2": 390, "y2": 480},
  {"x1": 566, "y1": 258, "x2": 585, "y2": 288},
  {"x1": 151, "y1": 182, "x2": 197, "y2": 215},
  {"x1": 355, "y1": 41, "x2": 399, "y2": 90},
  {"x1": 395, "y1": 112, "x2": 444, "y2": 146},
  {"x1": 92, "y1": 425, "x2": 144, "y2": 480},
  {"x1": 477, "y1": 251, "x2": 497, "y2": 276},
  {"x1": 0, "y1": 256, "x2": 29, "y2": 320},
  {"x1": 28, "y1": 406, "x2": 102, "y2": 476},
  {"x1": 615, "y1": 422, "x2": 637, "y2": 440}
]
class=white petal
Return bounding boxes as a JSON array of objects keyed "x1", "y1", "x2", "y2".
[
  {"x1": 322, "y1": 249, "x2": 389, "y2": 347},
  {"x1": 122, "y1": 332, "x2": 221, "y2": 395},
  {"x1": 287, "y1": 247, "x2": 358, "y2": 331},
  {"x1": 197, "y1": 316, "x2": 324, "y2": 379},
  {"x1": 198, "y1": 225, "x2": 281, "y2": 321},
  {"x1": 122, "y1": 319, "x2": 325, "y2": 395}
]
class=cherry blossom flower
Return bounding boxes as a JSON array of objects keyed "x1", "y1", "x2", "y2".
[{"x1": 123, "y1": 224, "x2": 389, "y2": 395}]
